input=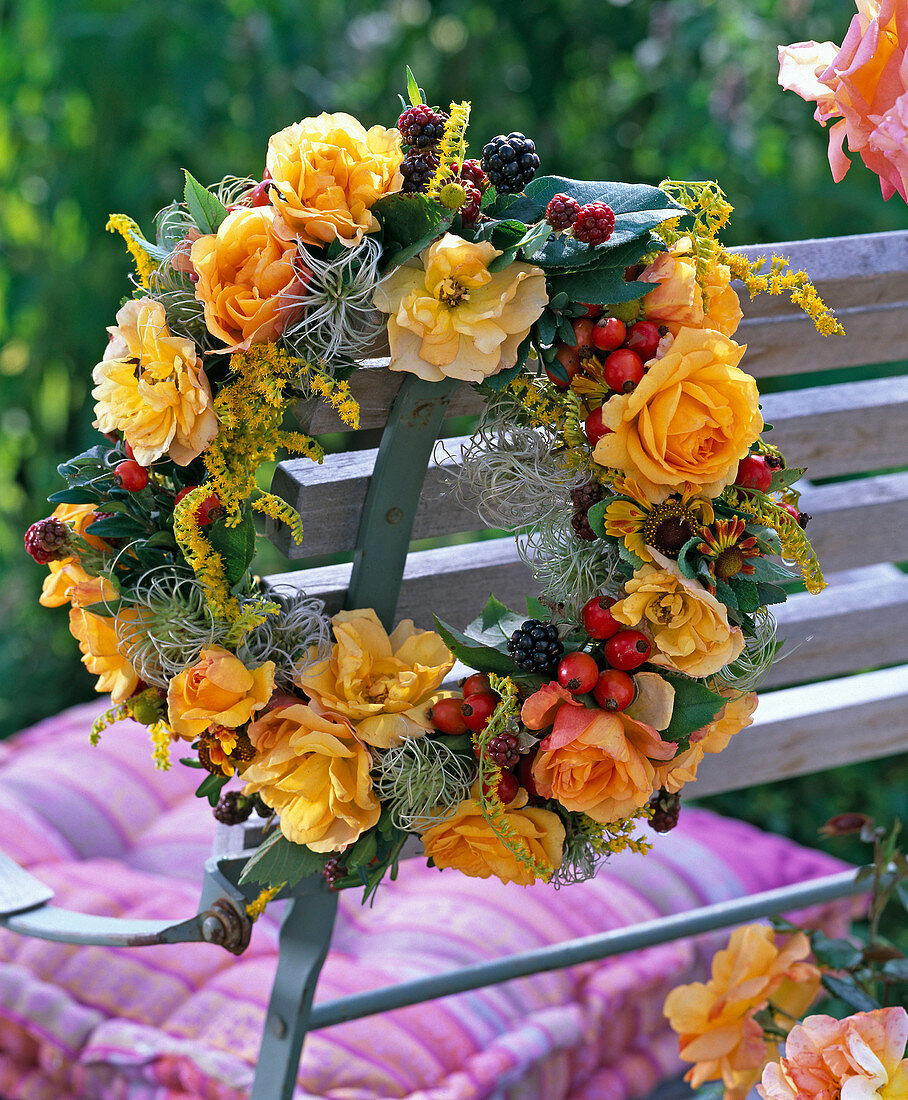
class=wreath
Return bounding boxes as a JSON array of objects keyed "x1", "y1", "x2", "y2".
[{"x1": 24, "y1": 72, "x2": 840, "y2": 908}]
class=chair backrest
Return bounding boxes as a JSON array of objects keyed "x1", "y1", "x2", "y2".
[{"x1": 265, "y1": 229, "x2": 908, "y2": 800}]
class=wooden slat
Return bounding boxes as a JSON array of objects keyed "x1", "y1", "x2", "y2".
[{"x1": 692, "y1": 665, "x2": 908, "y2": 796}]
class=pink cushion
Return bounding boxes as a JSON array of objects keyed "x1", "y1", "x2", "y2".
[{"x1": 0, "y1": 702, "x2": 855, "y2": 1100}]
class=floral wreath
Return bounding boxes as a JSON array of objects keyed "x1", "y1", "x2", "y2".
[{"x1": 24, "y1": 71, "x2": 841, "y2": 908}]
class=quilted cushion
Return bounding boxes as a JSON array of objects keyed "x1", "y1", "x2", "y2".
[{"x1": 0, "y1": 702, "x2": 854, "y2": 1100}]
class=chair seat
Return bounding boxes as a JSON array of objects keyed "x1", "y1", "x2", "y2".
[{"x1": 0, "y1": 702, "x2": 855, "y2": 1100}]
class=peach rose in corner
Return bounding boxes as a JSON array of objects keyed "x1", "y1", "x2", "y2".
[
  {"x1": 191, "y1": 207, "x2": 309, "y2": 351},
  {"x1": 693, "y1": 689, "x2": 758, "y2": 754},
  {"x1": 522, "y1": 683, "x2": 677, "y2": 824},
  {"x1": 592, "y1": 325, "x2": 761, "y2": 503},
  {"x1": 295, "y1": 609, "x2": 453, "y2": 749},
  {"x1": 610, "y1": 553, "x2": 745, "y2": 679},
  {"x1": 779, "y1": 1, "x2": 908, "y2": 202},
  {"x1": 665, "y1": 924, "x2": 822, "y2": 1100},
  {"x1": 420, "y1": 787, "x2": 565, "y2": 886},
  {"x1": 92, "y1": 298, "x2": 218, "y2": 467},
  {"x1": 68, "y1": 607, "x2": 143, "y2": 704},
  {"x1": 266, "y1": 112, "x2": 404, "y2": 247},
  {"x1": 373, "y1": 233, "x2": 548, "y2": 384},
  {"x1": 167, "y1": 645, "x2": 275, "y2": 739},
  {"x1": 759, "y1": 1007, "x2": 908, "y2": 1100},
  {"x1": 638, "y1": 236, "x2": 743, "y2": 338},
  {"x1": 243, "y1": 702, "x2": 380, "y2": 852}
]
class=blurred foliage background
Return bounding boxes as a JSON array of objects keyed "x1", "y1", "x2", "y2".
[{"x1": 1, "y1": 0, "x2": 905, "y2": 858}]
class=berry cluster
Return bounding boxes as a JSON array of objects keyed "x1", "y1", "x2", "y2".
[
  {"x1": 506, "y1": 619, "x2": 563, "y2": 672},
  {"x1": 480, "y1": 133, "x2": 540, "y2": 194},
  {"x1": 647, "y1": 788, "x2": 682, "y2": 833},
  {"x1": 213, "y1": 790, "x2": 253, "y2": 825},
  {"x1": 397, "y1": 104, "x2": 449, "y2": 195},
  {"x1": 544, "y1": 194, "x2": 616, "y2": 245},
  {"x1": 24, "y1": 516, "x2": 71, "y2": 564},
  {"x1": 570, "y1": 479, "x2": 604, "y2": 542}
]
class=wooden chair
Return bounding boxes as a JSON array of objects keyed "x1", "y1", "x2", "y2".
[{"x1": 2, "y1": 229, "x2": 906, "y2": 1100}]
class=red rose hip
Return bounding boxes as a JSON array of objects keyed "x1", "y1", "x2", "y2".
[
  {"x1": 593, "y1": 668, "x2": 636, "y2": 711},
  {"x1": 591, "y1": 316, "x2": 626, "y2": 352},
  {"x1": 571, "y1": 317, "x2": 596, "y2": 349},
  {"x1": 624, "y1": 320, "x2": 661, "y2": 361},
  {"x1": 430, "y1": 696, "x2": 469, "y2": 735},
  {"x1": 461, "y1": 673, "x2": 492, "y2": 697},
  {"x1": 735, "y1": 454, "x2": 772, "y2": 493},
  {"x1": 584, "y1": 405, "x2": 612, "y2": 447},
  {"x1": 547, "y1": 343, "x2": 581, "y2": 387},
  {"x1": 604, "y1": 630, "x2": 651, "y2": 670},
  {"x1": 114, "y1": 460, "x2": 149, "y2": 492},
  {"x1": 604, "y1": 348, "x2": 645, "y2": 393},
  {"x1": 557, "y1": 651, "x2": 599, "y2": 694},
  {"x1": 461, "y1": 692, "x2": 498, "y2": 732},
  {"x1": 581, "y1": 595, "x2": 621, "y2": 640}
]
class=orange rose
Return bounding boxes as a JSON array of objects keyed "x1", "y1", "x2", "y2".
[
  {"x1": 693, "y1": 690, "x2": 758, "y2": 754},
  {"x1": 68, "y1": 607, "x2": 142, "y2": 704},
  {"x1": 639, "y1": 236, "x2": 743, "y2": 338},
  {"x1": 191, "y1": 208, "x2": 309, "y2": 351},
  {"x1": 243, "y1": 702, "x2": 380, "y2": 852},
  {"x1": 420, "y1": 788, "x2": 564, "y2": 886},
  {"x1": 611, "y1": 554, "x2": 745, "y2": 678},
  {"x1": 665, "y1": 924, "x2": 822, "y2": 1100},
  {"x1": 592, "y1": 326, "x2": 762, "y2": 503},
  {"x1": 266, "y1": 113, "x2": 403, "y2": 247},
  {"x1": 167, "y1": 646, "x2": 274, "y2": 739},
  {"x1": 522, "y1": 683, "x2": 676, "y2": 823},
  {"x1": 39, "y1": 504, "x2": 116, "y2": 609},
  {"x1": 759, "y1": 1007, "x2": 908, "y2": 1100}
]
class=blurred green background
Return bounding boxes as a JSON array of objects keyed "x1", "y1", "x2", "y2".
[{"x1": 1, "y1": 0, "x2": 905, "y2": 863}]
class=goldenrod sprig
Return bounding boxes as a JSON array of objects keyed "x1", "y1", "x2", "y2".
[
  {"x1": 426, "y1": 101, "x2": 472, "y2": 200},
  {"x1": 721, "y1": 250, "x2": 843, "y2": 336}
]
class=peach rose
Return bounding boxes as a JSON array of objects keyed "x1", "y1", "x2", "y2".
[
  {"x1": 68, "y1": 607, "x2": 142, "y2": 704},
  {"x1": 665, "y1": 924, "x2": 822, "y2": 1100},
  {"x1": 190, "y1": 208, "x2": 308, "y2": 351},
  {"x1": 266, "y1": 112, "x2": 403, "y2": 247},
  {"x1": 611, "y1": 554, "x2": 745, "y2": 678},
  {"x1": 639, "y1": 237, "x2": 743, "y2": 338},
  {"x1": 295, "y1": 609, "x2": 453, "y2": 749},
  {"x1": 693, "y1": 689, "x2": 758, "y2": 754},
  {"x1": 92, "y1": 298, "x2": 218, "y2": 467},
  {"x1": 420, "y1": 788, "x2": 564, "y2": 885},
  {"x1": 522, "y1": 683, "x2": 676, "y2": 823},
  {"x1": 592, "y1": 326, "x2": 762, "y2": 503},
  {"x1": 39, "y1": 504, "x2": 117, "y2": 609},
  {"x1": 373, "y1": 233, "x2": 548, "y2": 384},
  {"x1": 652, "y1": 743, "x2": 706, "y2": 794},
  {"x1": 167, "y1": 646, "x2": 274, "y2": 739},
  {"x1": 759, "y1": 1007, "x2": 908, "y2": 1100},
  {"x1": 779, "y1": 1, "x2": 908, "y2": 201},
  {"x1": 243, "y1": 702, "x2": 380, "y2": 852}
]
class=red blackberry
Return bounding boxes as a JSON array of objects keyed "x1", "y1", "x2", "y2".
[
  {"x1": 507, "y1": 619, "x2": 563, "y2": 672},
  {"x1": 401, "y1": 150, "x2": 439, "y2": 193},
  {"x1": 458, "y1": 159, "x2": 489, "y2": 193},
  {"x1": 481, "y1": 133, "x2": 540, "y2": 194},
  {"x1": 573, "y1": 202, "x2": 616, "y2": 245},
  {"x1": 323, "y1": 858, "x2": 348, "y2": 889},
  {"x1": 397, "y1": 105, "x2": 448, "y2": 149},
  {"x1": 486, "y1": 733, "x2": 520, "y2": 768},
  {"x1": 24, "y1": 517, "x2": 71, "y2": 564},
  {"x1": 546, "y1": 193, "x2": 581, "y2": 230},
  {"x1": 459, "y1": 183, "x2": 482, "y2": 225},
  {"x1": 647, "y1": 788, "x2": 681, "y2": 833},
  {"x1": 213, "y1": 790, "x2": 253, "y2": 825}
]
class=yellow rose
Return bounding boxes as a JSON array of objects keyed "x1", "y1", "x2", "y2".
[
  {"x1": 243, "y1": 702, "x2": 380, "y2": 852},
  {"x1": 68, "y1": 607, "x2": 142, "y2": 704},
  {"x1": 611, "y1": 555, "x2": 745, "y2": 678},
  {"x1": 692, "y1": 689, "x2": 757, "y2": 754},
  {"x1": 295, "y1": 609, "x2": 453, "y2": 749},
  {"x1": 92, "y1": 298, "x2": 218, "y2": 467},
  {"x1": 420, "y1": 789, "x2": 564, "y2": 886},
  {"x1": 266, "y1": 112, "x2": 403, "y2": 247},
  {"x1": 190, "y1": 208, "x2": 309, "y2": 351},
  {"x1": 665, "y1": 925, "x2": 821, "y2": 1100},
  {"x1": 639, "y1": 237, "x2": 743, "y2": 338},
  {"x1": 373, "y1": 233, "x2": 548, "y2": 384},
  {"x1": 39, "y1": 504, "x2": 117, "y2": 609},
  {"x1": 167, "y1": 646, "x2": 274, "y2": 739},
  {"x1": 593, "y1": 326, "x2": 762, "y2": 503}
]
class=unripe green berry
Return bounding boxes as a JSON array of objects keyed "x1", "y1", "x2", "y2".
[{"x1": 438, "y1": 182, "x2": 467, "y2": 210}]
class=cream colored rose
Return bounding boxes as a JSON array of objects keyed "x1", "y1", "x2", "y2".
[
  {"x1": 373, "y1": 233, "x2": 548, "y2": 384},
  {"x1": 266, "y1": 113, "x2": 403, "y2": 247},
  {"x1": 92, "y1": 298, "x2": 218, "y2": 466},
  {"x1": 611, "y1": 555, "x2": 745, "y2": 678},
  {"x1": 167, "y1": 646, "x2": 274, "y2": 739},
  {"x1": 295, "y1": 609, "x2": 453, "y2": 749},
  {"x1": 243, "y1": 702, "x2": 380, "y2": 852}
]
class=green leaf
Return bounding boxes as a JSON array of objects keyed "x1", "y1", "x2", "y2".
[
  {"x1": 729, "y1": 574, "x2": 761, "y2": 613},
  {"x1": 206, "y1": 509, "x2": 256, "y2": 588},
  {"x1": 749, "y1": 556, "x2": 795, "y2": 585},
  {"x1": 755, "y1": 582, "x2": 787, "y2": 607},
  {"x1": 477, "y1": 335, "x2": 532, "y2": 392},
  {"x1": 239, "y1": 831, "x2": 327, "y2": 889},
  {"x1": 820, "y1": 973, "x2": 881, "y2": 1012},
  {"x1": 47, "y1": 487, "x2": 101, "y2": 504},
  {"x1": 465, "y1": 595, "x2": 529, "y2": 649},
  {"x1": 769, "y1": 466, "x2": 807, "y2": 493},
  {"x1": 183, "y1": 170, "x2": 228, "y2": 234},
  {"x1": 195, "y1": 771, "x2": 229, "y2": 806},
  {"x1": 660, "y1": 671, "x2": 726, "y2": 744},
  {"x1": 691, "y1": 1083, "x2": 725, "y2": 1100},
  {"x1": 535, "y1": 310, "x2": 558, "y2": 347},
  {"x1": 492, "y1": 175, "x2": 686, "y2": 225},
  {"x1": 896, "y1": 878, "x2": 908, "y2": 912},
  {"x1": 345, "y1": 829, "x2": 379, "y2": 870},
  {"x1": 526, "y1": 596, "x2": 549, "y2": 620},
  {"x1": 543, "y1": 236, "x2": 658, "y2": 301},
  {"x1": 373, "y1": 192, "x2": 451, "y2": 270},
  {"x1": 810, "y1": 931, "x2": 864, "y2": 969},
  {"x1": 405, "y1": 65, "x2": 423, "y2": 106},
  {"x1": 713, "y1": 577, "x2": 739, "y2": 611},
  {"x1": 434, "y1": 615, "x2": 515, "y2": 675},
  {"x1": 556, "y1": 314, "x2": 577, "y2": 344},
  {"x1": 85, "y1": 514, "x2": 148, "y2": 538},
  {"x1": 881, "y1": 957, "x2": 908, "y2": 980}
]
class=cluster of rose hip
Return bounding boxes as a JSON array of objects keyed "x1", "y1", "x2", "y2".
[{"x1": 546, "y1": 307, "x2": 663, "y2": 450}]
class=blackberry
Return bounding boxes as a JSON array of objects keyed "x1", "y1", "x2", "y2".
[
  {"x1": 459, "y1": 182, "x2": 482, "y2": 225},
  {"x1": 397, "y1": 105, "x2": 448, "y2": 149},
  {"x1": 323, "y1": 858, "x2": 347, "y2": 889},
  {"x1": 481, "y1": 133, "x2": 540, "y2": 194},
  {"x1": 24, "y1": 517, "x2": 71, "y2": 564},
  {"x1": 400, "y1": 150, "x2": 439, "y2": 193},
  {"x1": 507, "y1": 619, "x2": 563, "y2": 672},
  {"x1": 647, "y1": 788, "x2": 681, "y2": 833},
  {"x1": 546, "y1": 193, "x2": 581, "y2": 231},
  {"x1": 458, "y1": 159, "x2": 489, "y2": 193},
  {"x1": 570, "y1": 479, "x2": 604, "y2": 543},
  {"x1": 573, "y1": 202, "x2": 616, "y2": 245},
  {"x1": 213, "y1": 790, "x2": 253, "y2": 825},
  {"x1": 486, "y1": 733, "x2": 520, "y2": 768}
]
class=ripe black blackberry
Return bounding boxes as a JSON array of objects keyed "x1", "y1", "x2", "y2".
[
  {"x1": 400, "y1": 150, "x2": 439, "y2": 193},
  {"x1": 24, "y1": 517, "x2": 71, "y2": 564},
  {"x1": 507, "y1": 619, "x2": 563, "y2": 672},
  {"x1": 397, "y1": 105, "x2": 448, "y2": 149},
  {"x1": 647, "y1": 788, "x2": 681, "y2": 833},
  {"x1": 486, "y1": 733, "x2": 520, "y2": 768},
  {"x1": 570, "y1": 479, "x2": 604, "y2": 542},
  {"x1": 480, "y1": 133, "x2": 540, "y2": 194},
  {"x1": 213, "y1": 790, "x2": 253, "y2": 825}
]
